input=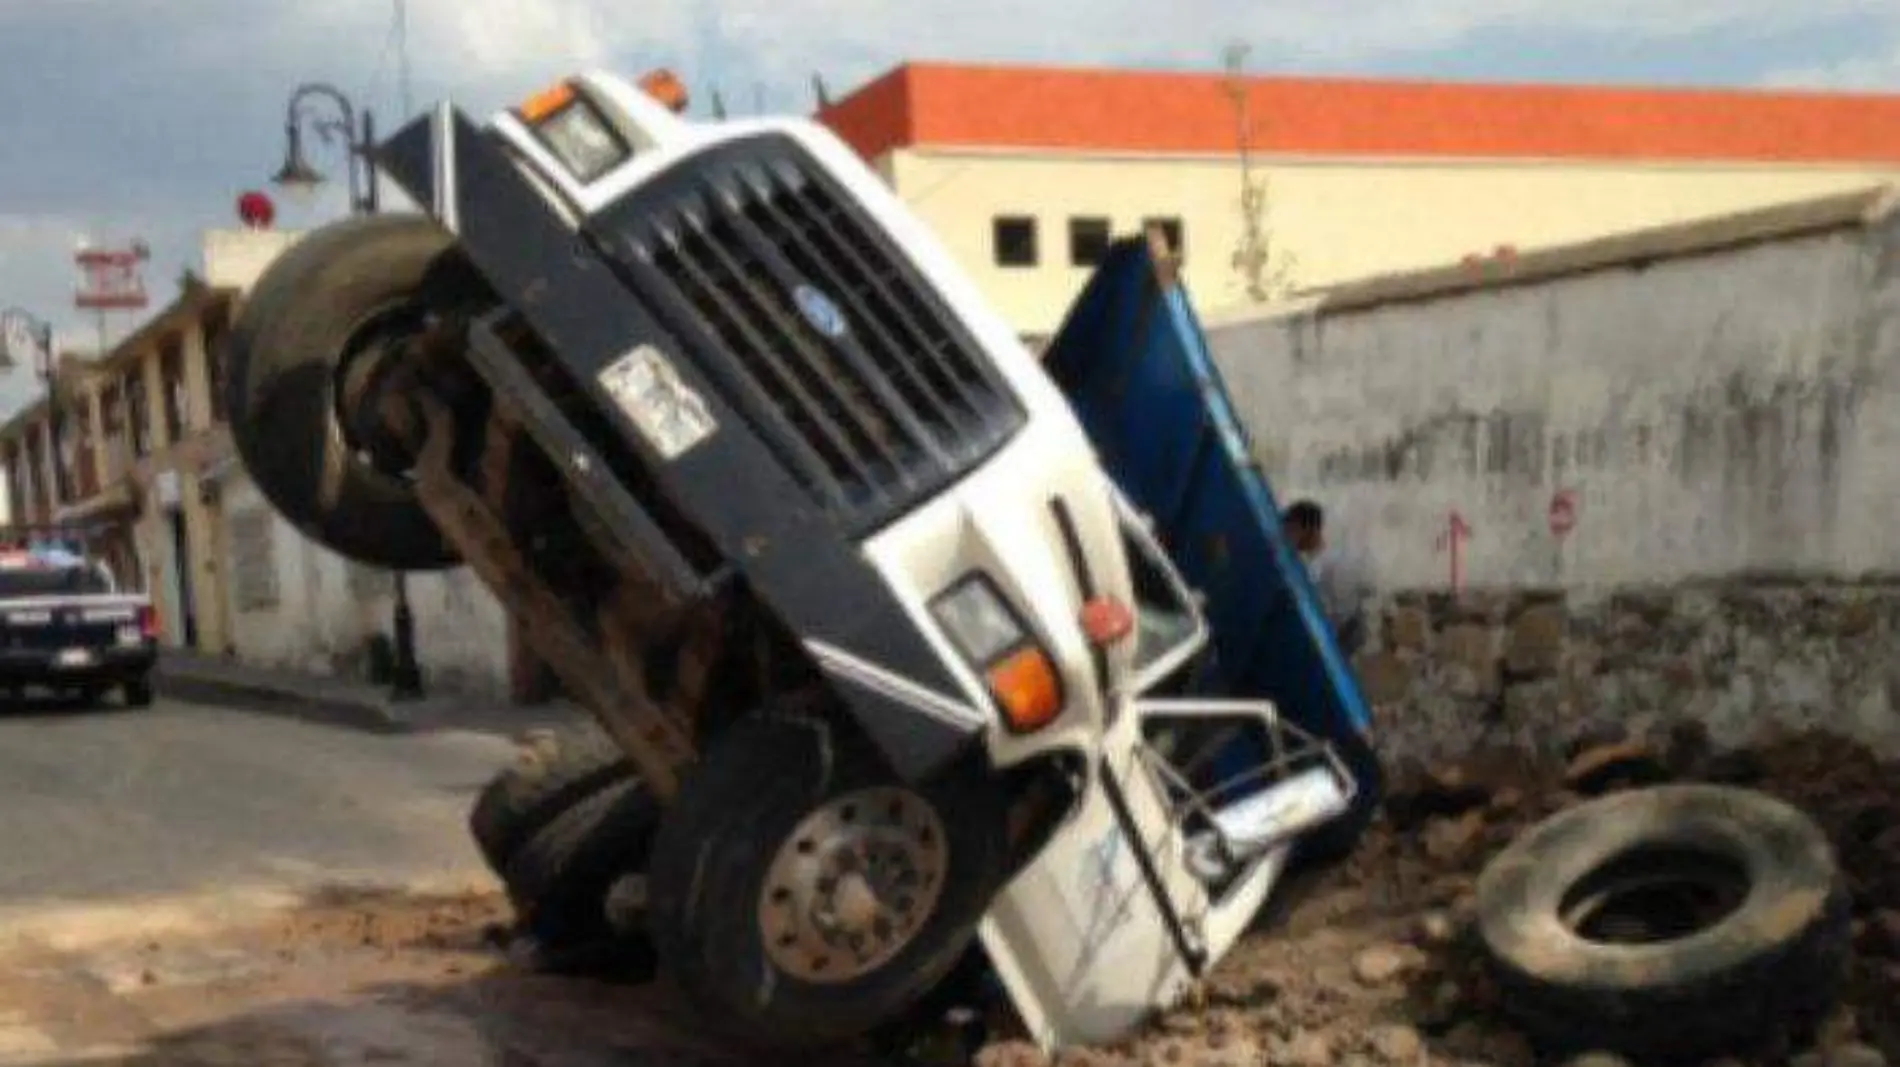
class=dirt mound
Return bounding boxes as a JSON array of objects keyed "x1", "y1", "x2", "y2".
[{"x1": 969, "y1": 725, "x2": 1900, "y2": 1067}]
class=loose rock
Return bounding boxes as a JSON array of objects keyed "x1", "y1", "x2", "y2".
[
  {"x1": 1351, "y1": 943, "x2": 1423, "y2": 986},
  {"x1": 1424, "y1": 810, "x2": 1488, "y2": 864},
  {"x1": 1280, "y1": 1031, "x2": 1332, "y2": 1067},
  {"x1": 1558, "y1": 1053, "x2": 1633, "y2": 1067},
  {"x1": 975, "y1": 1040, "x2": 1051, "y2": 1067},
  {"x1": 1417, "y1": 911, "x2": 1457, "y2": 945},
  {"x1": 1366, "y1": 1023, "x2": 1424, "y2": 1064}
]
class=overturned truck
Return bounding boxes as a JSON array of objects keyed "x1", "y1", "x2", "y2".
[{"x1": 222, "y1": 68, "x2": 1378, "y2": 1051}]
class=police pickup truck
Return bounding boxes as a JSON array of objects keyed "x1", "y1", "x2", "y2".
[{"x1": 0, "y1": 546, "x2": 157, "y2": 707}]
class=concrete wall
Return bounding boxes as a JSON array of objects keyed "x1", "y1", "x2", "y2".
[
  {"x1": 1205, "y1": 194, "x2": 1900, "y2": 592},
  {"x1": 1356, "y1": 579, "x2": 1900, "y2": 768},
  {"x1": 218, "y1": 470, "x2": 512, "y2": 698},
  {"x1": 889, "y1": 148, "x2": 1899, "y2": 336}
]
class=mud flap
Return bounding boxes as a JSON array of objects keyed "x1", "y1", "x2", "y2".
[{"x1": 977, "y1": 698, "x2": 1353, "y2": 1050}]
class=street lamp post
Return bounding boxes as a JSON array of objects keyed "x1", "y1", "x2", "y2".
[
  {"x1": 271, "y1": 83, "x2": 423, "y2": 703},
  {"x1": 271, "y1": 83, "x2": 379, "y2": 214},
  {"x1": 1, "y1": 307, "x2": 62, "y2": 509}
]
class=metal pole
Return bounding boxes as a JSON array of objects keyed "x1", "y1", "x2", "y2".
[
  {"x1": 351, "y1": 105, "x2": 422, "y2": 701},
  {"x1": 360, "y1": 111, "x2": 379, "y2": 213}
]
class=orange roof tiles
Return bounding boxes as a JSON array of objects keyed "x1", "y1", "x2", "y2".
[{"x1": 817, "y1": 61, "x2": 1900, "y2": 166}]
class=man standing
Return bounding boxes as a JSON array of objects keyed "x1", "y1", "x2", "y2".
[{"x1": 1283, "y1": 499, "x2": 1372, "y2": 656}]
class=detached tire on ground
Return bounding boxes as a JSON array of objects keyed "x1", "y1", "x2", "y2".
[
  {"x1": 646, "y1": 715, "x2": 1008, "y2": 1051},
  {"x1": 224, "y1": 213, "x2": 483, "y2": 572},
  {"x1": 1475, "y1": 784, "x2": 1851, "y2": 1061}
]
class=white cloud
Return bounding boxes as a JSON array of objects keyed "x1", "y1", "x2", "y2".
[{"x1": 1763, "y1": 38, "x2": 1900, "y2": 89}]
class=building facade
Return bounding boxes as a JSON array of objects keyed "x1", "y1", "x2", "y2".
[
  {"x1": 818, "y1": 63, "x2": 1900, "y2": 337},
  {"x1": 0, "y1": 229, "x2": 516, "y2": 698}
]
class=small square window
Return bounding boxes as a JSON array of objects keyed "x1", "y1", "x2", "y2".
[
  {"x1": 993, "y1": 216, "x2": 1038, "y2": 267},
  {"x1": 1069, "y1": 217, "x2": 1111, "y2": 267},
  {"x1": 1143, "y1": 216, "x2": 1185, "y2": 263}
]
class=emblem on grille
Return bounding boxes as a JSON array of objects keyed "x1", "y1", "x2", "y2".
[{"x1": 792, "y1": 283, "x2": 849, "y2": 340}]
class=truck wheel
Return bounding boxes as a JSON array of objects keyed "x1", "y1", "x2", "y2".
[
  {"x1": 501, "y1": 773, "x2": 661, "y2": 974},
  {"x1": 224, "y1": 213, "x2": 486, "y2": 572},
  {"x1": 469, "y1": 723, "x2": 633, "y2": 875},
  {"x1": 646, "y1": 716, "x2": 1007, "y2": 1051},
  {"x1": 123, "y1": 678, "x2": 153, "y2": 708},
  {"x1": 1475, "y1": 784, "x2": 1851, "y2": 1061}
]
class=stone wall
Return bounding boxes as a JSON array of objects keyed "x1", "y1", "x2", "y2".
[{"x1": 1352, "y1": 576, "x2": 1900, "y2": 769}]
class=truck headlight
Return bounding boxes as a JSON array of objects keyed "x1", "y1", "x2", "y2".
[
  {"x1": 930, "y1": 576, "x2": 1063, "y2": 733},
  {"x1": 516, "y1": 81, "x2": 631, "y2": 184}
]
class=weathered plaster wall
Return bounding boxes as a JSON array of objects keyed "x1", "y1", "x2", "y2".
[
  {"x1": 1206, "y1": 201, "x2": 1900, "y2": 591},
  {"x1": 219, "y1": 471, "x2": 511, "y2": 698},
  {"x1": 1355, "y1": 579, "x2": 1900, "y2": 768}
]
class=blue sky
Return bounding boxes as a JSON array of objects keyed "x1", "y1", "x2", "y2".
[{"x1": 0, "y1": 0, "x2": 1896, "y2": 417}]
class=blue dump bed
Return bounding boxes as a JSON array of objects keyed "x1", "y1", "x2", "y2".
[{"x1": 1042, "y1": 237, "x2": 1382, "y2": 836}]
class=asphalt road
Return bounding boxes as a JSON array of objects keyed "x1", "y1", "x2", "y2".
[
  {"x1": 0, "y1": 696, "x2": 856, "y2": 1067},
  {"x1": 0, "y1": 695, "x2": 516, "y2": 923}
]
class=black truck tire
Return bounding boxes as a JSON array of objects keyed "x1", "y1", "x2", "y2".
[
  {"x1": 123, "y1": 678, "x2": 153, "y2": 708},
  {"x1": 1475, "y1": 784, "x2": 1851, "y2": 1061},
  {"x1": 224, "y1": 213, "x2": 476, "y2": 572},
  {"x1": 646, "y1": 715, "x2": 1007, "y2": 1051},
  {"x1": 469, "y1": 722, "x2": 634, "y2": 876},
  {"x1": 500, "y1": 773, "x2": 662, "y2": 971}
]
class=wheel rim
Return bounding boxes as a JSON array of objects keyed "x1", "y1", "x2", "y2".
[
  {"x1": 758, "y1": 786, "x2": 950, "y2": 984},
  {"x1": 330, "y1": 301, "x2": 432, "y2": 487},
  {"x1": 1559, "y1": 844, "x2": 1752, "y2": 944}
]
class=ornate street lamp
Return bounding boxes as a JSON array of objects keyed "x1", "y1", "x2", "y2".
[{"x1": 272, "y1": 83, "x2": 379, "y2": 215}]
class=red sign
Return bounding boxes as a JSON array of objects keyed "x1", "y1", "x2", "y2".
[
  {"x1": 1549, "y1": 490, "x2": 1578, "y2": 537},
  {"x1": 74, "y1": 241, "x2": 150, "y2": 311}
]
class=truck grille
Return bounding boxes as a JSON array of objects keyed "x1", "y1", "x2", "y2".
[{"x1": 611, "y1": 136, "x2": 1025, "y2": 532}]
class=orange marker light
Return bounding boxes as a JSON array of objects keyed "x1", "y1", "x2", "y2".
[
  {"x1": 518, "y1": 82, "x2": 577, "y2": 123},
  {"x1": 986, "y1": 647, "x2": 1062, "y2": 732},
  {"x1": 638, "y1": 68, "x2": 690, "y2": 114},
  {"x1": 1081, "y1": 596, "x2": 1134, "y2": 646}
]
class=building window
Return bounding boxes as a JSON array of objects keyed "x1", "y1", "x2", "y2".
[
  {"x1": 203, "y1": 308, "x2": 230, "y2": 425},
  {"x1": 99, "y1": 383, "x2": 125, "y2": 479},
  {"x1": 3, "y1": 445, "x2": 21, "y2": 523},
  {"x1": 228, "y1": 507, "x2": 280, "y2": 610},
  {"x1": 22, "y1": 432, "x2": 45, "y2": 521},
  {"x1": 50, "y1": 414, "x2": 73, "y2": 505},
  {"x1": 159, "y1": 340, "x2": 187, "y2": 444},
  {"x1": 993, "y1": 216, "x2": 1039, "y2": 268},
  {"x1": 125, "y1": 369, "x2": 150, "y2": 458},
  {"x1": 1144, "y1": 216, "x2": 1185, "y2": 263},
  {"x1": 1069, "y1": 217, "x2": 1111, "y2": 268}
]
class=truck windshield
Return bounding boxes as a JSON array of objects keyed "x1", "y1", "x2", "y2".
[{"x1": 0, "y1": 566, "x2": 112, "y2": 598}]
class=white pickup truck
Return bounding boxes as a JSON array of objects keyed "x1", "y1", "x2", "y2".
[{"x1": 0, "y1": 546, "x2": 158, "y2": 707}]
